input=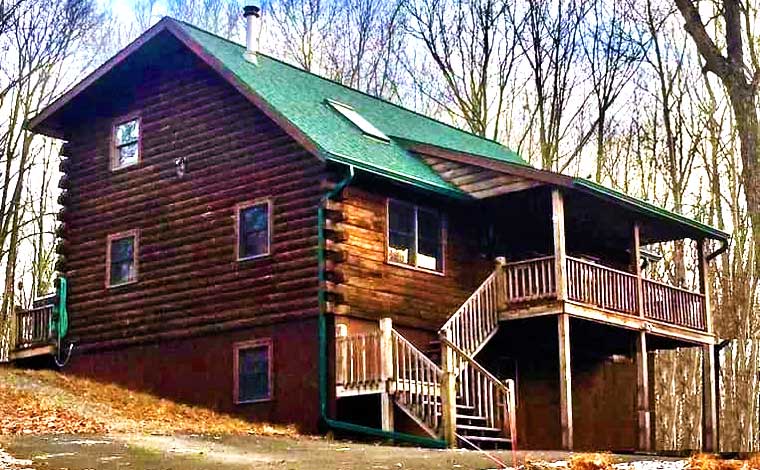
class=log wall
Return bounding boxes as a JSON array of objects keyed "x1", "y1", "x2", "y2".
[
  {"x1": 59, "y1": 50, "x2": 326, "y2": 351},
  {"x1": 334, "y1": 185, "x2": 492, "y2": 332}
]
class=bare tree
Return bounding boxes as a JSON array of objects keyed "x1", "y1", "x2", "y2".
[{"x1": 675, "y1": 0, "x2": 760, "y2": 278}]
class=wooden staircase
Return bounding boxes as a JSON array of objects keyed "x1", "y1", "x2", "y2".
[{"x1": 335, "y1": 259, "x2": 517, "y2": 448}]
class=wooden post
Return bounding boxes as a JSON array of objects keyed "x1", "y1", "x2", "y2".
[
  {"x1": 557, "y1": 313, "x2": 573, "y2": 450},
  {"x1": 495, "y1": 256, "x2": 507, "y2": 311},
  {"x1": 697, "y1": 239, "x2": 712, "y2": 333},
  {"x1": 702, "y1": 343, "x2": 718, "y2": 452},
  {"x1": 552, "y1": 189, "x2": 567, "y2": 301},
  {"x1": 635, "y1": 331, "x2": 652, "y2": 451},
  {"x1": 379, "y1": 317, "x2": 394, "y2": 433},
  {"x1": 631, "y1": 223, "x2": 645, "y2": 318},
  {"x1": 440, "y1": 330, "x2": 458, "y2": 448}
]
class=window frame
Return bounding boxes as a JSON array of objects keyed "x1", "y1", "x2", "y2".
[
  {"x1": 385, "y1": 198, "x2": 446, "y2": 276},
  {"x1": 233, "y1": 338, "x2": 273, "y2": 404},
  {"x1": 105, "y1": 229, "x2": 139, "y2": 288},
  {"x1": 235, "y1": 199, "x2": 273, "y2": 261},
  {"x1": 110, "y1": 114, "x2": 142, "y2": 171}
]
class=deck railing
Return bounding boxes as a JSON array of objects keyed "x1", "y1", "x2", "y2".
[
  {"x1": 566, "y1": 257, "x2": 639, "y2": 315},
  {"x1": 14, "y1": 305, "x2": 54, "y2": 349},
  {"x1": 504, "y1": 256, "x2": 556, "y2": 303},
  {"x1": 442, "y1": 337, "x2": 516, "y2": 444},
  {"x1": 335, "y1": 331, "x2": 383, "y2": 391},
  {"x1": 439, "y1": 267, "x2": 502, "y2": 357},
  {"x1": 643, "y1": 279, "x2": 705, "y2": 330},
  {"x1": 502, "y1": 256, "x2": 707, "y2": 331},
  {"x1": 392, "y1": 329, "x2": 443, "y2": 435}
]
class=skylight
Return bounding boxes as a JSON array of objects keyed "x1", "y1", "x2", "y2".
[{"x1": 328, "y1": 100, "x2": 389, "y2": 142}]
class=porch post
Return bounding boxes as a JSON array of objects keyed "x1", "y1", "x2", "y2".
[
  {"x1": 697, "y1": 238, "x2": 713, "y2": 333},
  {"x1": 702, "y1": 343, "x2": 718, "y2": 452},
  {"x1": 379, "y1": 317, "x2": 394, "y2": 433},
  {"x1": 631, "y1": 223, "x2": 645, "y2": 318},
  {"x1": 635, "y1": 331, "x2": 652, "y2": 451},
  {"x1": 558, "y1": 313, "x2": 573, "y2": 450},
  {"x1": 440, "y1": 330, "x2": 458, "y2": 448},
  {"x1": 551, "y1": 189, "x2": 567, "y2": 301}
]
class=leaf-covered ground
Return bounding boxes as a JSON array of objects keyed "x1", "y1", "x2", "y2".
[{"x1": 0, "y1": 366, "x2": 295, "y2": 436}]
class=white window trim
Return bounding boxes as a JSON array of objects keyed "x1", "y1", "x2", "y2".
[
  {"x1": 105, "y1": 229, "x2": 139, "y2": 288},
  {"x1": 110, "y1": 114, "x2": 142, "y2": 171},
  {"x1": 235, "y1": 198, "x2": 273, "y2": 261},
  {"x1": 386, "y1": 198, "x2": 446, "y2": 276},
  {"x1": 233, "y1": 338, "x2": 274, "y2": 404}
]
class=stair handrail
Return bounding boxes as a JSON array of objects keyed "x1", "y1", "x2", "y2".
[
  {"x1": 440, "y1": 335, "x2": 517, "y2": 445},
  {"x1": 391, "y1": 329, "x2": 444, "y2": 438},
  {"x1": 438, "y1": 259, "x2": 506, "y2": 357}
]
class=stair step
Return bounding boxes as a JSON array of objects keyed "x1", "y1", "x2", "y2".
[
  {"x1": 456, "y1": 414, "x2": 487, "y2": 421},
  {"x1": 456, "y1": 424, "x2": 501, "y2": 433},
  {"x1": 457, "y1": 435, "x2": 512, "y2": 444}
]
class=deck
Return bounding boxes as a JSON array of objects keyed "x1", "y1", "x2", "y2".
[
  {"x1": 9, "y1": 303, "x2": 56, "y2": 360},
  {"x1": 501, "y1": 255, "x2": 712, "y2": 343}
]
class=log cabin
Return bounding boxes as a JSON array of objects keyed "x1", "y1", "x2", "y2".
[{"x1": 15, "y1": 7, "x2": 729, "y2": 452}]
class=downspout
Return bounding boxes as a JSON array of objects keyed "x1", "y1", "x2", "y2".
[{"x1": 317, "y1": 164, "x2": 446, "y2": 449}]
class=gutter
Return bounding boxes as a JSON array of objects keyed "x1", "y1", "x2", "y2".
[{"x1": 316, "y1": 164, "x2": 446, "y2": 449}]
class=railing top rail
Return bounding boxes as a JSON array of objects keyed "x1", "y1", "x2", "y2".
[
  {"x1": 391, "y1": 329, "x2": 442, "y2": 373},
  {"x1": 439, "y1": 336, "x2": 509, "y2": 394},
  {"x1": 438, "y1": 269, "x2": 499, "y2": 334},
  {"x1": 642, "y1": 277, "x2": 704, "y2": 297},
  {"x1": 503, "y1": 256, "x2": 555, "y2": 267},
  {"x1": 336, "y1": 331, "x2": 381, "y2": 341},
  {"x1": 18, "y1": 304, "x2": 54, "y2": 313},
  {"x1": 565, "y1": 256, "x2": 638, "y2": 279}
]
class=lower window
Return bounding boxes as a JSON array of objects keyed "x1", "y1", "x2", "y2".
[
  {"x1": 106, "y1": 230, "x2": 138, "y2": 287},
  {"x1": 233, "y1": 339, "x2": 272, "y2": 404},
  {"x1": 387, "y1": 199, "x2": 444, "y2": 272}
]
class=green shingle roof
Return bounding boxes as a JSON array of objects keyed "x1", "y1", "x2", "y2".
[{"x1": 176, "y1": 20, "x2": 525, "y2": 196}]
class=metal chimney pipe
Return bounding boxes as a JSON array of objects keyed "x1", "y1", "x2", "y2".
[{"x1": 243, "y1": 5, "x2": 261, "y2": 64}]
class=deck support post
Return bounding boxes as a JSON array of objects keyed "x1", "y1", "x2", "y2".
[
  {"x1": 440, "y1": 330, "x2": 457, "y2": 448},
  {"x1": 379, "y1": 317, "x2": 394, "y2": 433},
  {"x1": 635, "y1": 331, "x2": 652, "y2": 451},
  {"x1": 702, "y1": 343, "x2": 718, "y2": 452},
  {"x1": 557, "y1": 313, "x2": 573, "y2": 450},
  {"x1": 551, "y1": 189, "x2": 567, "y2": 301}
]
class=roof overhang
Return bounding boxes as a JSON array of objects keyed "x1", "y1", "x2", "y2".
[{"x1": 406, "y1": 142, "x2": 730, "y2": 245}]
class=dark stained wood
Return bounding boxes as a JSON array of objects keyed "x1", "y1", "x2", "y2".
[
  {"x1": 60, "y1": 50, "x2": 326, "y2": 351},
  {"x1": 332, "y1": 185, "x2": 492, "y2": 331},
  {"x1": 420, "y1": 155, "x2": 542, "y2": 199}
]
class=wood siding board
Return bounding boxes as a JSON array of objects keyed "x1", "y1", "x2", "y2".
[{"x1": 62, "y1": 52, "x2": 327, "y2": 350}]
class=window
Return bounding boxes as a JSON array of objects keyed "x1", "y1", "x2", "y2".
[
  {"x1": 236, "y1": 200, "x2": 271, "y2": 260},
  {"x1": 387, "y1": 200, "x2": 444, "y2": 272},
  {"x1": 111, "y1": 117, "x2": 140, "y2": 169},
  {"x1": 106, "y1": 230, "x2": 138, "y2": 287},
  {"x1": 234, "y1": 339, "x2": 272, "y2": 403},
  {"x1": 327, "y1": 100, "x2": 389, "y2": 142}
]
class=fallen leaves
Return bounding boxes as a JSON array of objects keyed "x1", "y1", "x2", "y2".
[
  {"x1": 0, "y1": 383, "x2": 107, "y2": 435},
  {"x1": 0, "y1": 367, "x2": 295, "y2": 437}
]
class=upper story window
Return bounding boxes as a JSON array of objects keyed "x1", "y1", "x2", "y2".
[
  {"x1": 111, "y1": 117, "x2": 140, "y2": 170},
  {"x1": 107, "y1": 230, "x2": 138, "y2": 287},
  {"x1": 234, "y1": 339, "x2": 273, "y2": 404},
  {"x1": 236, "y1": 200, "x2": 271, "y2": 260},
  {"x1": 387, "y1": 199, "x2": 444, "y2": 273}
]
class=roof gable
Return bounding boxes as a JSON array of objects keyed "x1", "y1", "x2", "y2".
[{"x1": 28, "y1": 17, "x2": 728, "y2": 242}]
